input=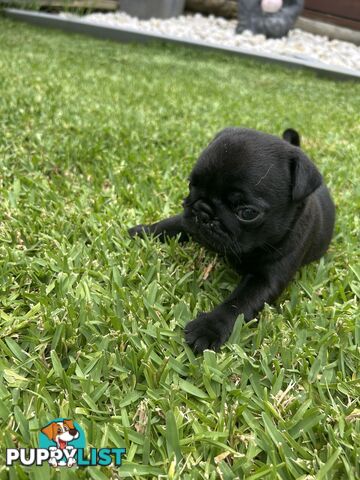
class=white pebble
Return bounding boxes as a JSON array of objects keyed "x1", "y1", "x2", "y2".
[{"x1": 60, "y1": 11, "x2": 360, "y2": 72}]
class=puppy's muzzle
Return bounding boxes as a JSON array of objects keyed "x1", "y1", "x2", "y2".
[{"x1": 193, "y1": 200, "x2": 214, "y2": 225}]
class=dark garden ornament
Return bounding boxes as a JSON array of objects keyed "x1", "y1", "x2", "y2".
[{"x1": 237, "y1": 0, "x2": 304, "y2": 38}]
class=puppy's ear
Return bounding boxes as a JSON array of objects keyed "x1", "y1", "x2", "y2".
[
  {"x1": 283, "y1": 128, "x2": 301, "y2": 147},
  {"x1": 290, "y1": 149, "x2": 322, "y2": 202},
  {"x1": 64, "y1": 419, "x2": 75, "y2": 430},
  {"x1": 41, "y1": 423, "x2": 56, "y2": 440}
]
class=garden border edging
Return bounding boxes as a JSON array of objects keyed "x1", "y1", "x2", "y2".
[{"x1": 3, "y1": 8, "x2": 360, "y2": 81}]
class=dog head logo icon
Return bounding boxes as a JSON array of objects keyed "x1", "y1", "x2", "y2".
[{"x1": 39, "y1": 418, "x2": 85, "y2": 468}]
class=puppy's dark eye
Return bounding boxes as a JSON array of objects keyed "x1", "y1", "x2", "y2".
[{"x1": 238, "y1": 207, "x2": 260, "y2": 221}]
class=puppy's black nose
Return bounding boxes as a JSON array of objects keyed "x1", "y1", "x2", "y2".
[
  {"x1": 69, "y1": 429, "x2": 78, "y2": 436},
  {"x1": 194, "y1": 200, "x2": 214, "y2": 224},
  {"x1": 199, "y1": 210, "x2": 210, "y2": 223}
]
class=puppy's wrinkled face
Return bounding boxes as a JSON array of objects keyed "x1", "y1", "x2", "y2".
[{"x1": 182, "y1": 128, "x2": 300, "y2": 259}]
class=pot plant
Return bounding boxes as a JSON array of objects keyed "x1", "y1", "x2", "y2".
[{"x1": 120, "y1": 0, "x2": 186, "y2": 19}]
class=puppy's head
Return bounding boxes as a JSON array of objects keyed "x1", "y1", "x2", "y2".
[
  {"x1": 41, "y1": 419, "x2": 79, "y2": 446},
  {"x1": 183, "y1": 128, "x2": 322, "y2": 258}
]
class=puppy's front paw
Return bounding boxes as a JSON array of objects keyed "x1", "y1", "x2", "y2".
[
  {"x1": 67, "y1": 457, "x2": 77, "y2": 468},
  {"x1": 184, "y1": 311, "x2": 233, "y2": 354},
  {"x1": 48, "y1": 457, "x2": 58, "y2": 468},
  {"x1": 128, "y1": 224, "x2": 148, "y2": 238}
]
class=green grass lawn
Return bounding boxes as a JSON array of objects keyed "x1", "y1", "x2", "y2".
[{"x1": 0, "y1": 16, "x2": 359, "y2": 480}]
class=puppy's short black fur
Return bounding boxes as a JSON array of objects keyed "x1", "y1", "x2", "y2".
[{"x1": 129, "y1": 128, "x2": 335, "y2": 353}]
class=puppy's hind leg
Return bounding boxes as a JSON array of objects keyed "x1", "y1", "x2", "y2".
[{"x1": 128, "y1": 214, "x2": 189, "y2": 243}]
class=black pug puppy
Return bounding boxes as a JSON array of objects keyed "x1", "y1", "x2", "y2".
[{"x1": 129, "y1": 128, "x2": 335, "y2": 353}]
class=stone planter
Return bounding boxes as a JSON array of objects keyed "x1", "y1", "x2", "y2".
[{"x1": 119, "y1": 0, "x2": 186, "y2": 19}]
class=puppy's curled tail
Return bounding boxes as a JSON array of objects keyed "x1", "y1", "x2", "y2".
[{"x1": 283, "y1": 128, "x2": 301, "y2": 147}]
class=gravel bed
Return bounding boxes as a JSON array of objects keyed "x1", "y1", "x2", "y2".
[{"x1": 60, "y1": 11, "x2": 360, "y2": 72}]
